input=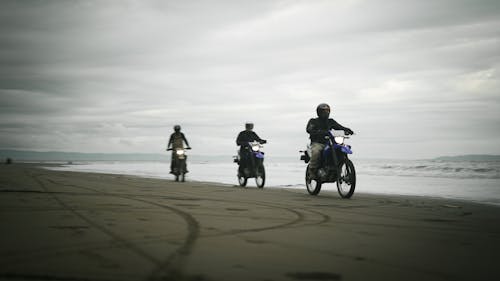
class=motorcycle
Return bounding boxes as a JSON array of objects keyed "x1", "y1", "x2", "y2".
[
  {"x1": 233, "y1": 140, "x2": 266, "y2": 188},
  {"x1": 167, "y1": 147, "x2": 191, "y2": 182},
  {"x1": 300, "y1": 130, "x2": 356, "y2": 198}
]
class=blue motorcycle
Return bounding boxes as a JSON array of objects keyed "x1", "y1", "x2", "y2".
[
  {"x1": 234, "y1": 140, "x2": 266, "y2": 188},
  {"x1": 300, "y1": 130, "x2": 356, "y2": 198}
]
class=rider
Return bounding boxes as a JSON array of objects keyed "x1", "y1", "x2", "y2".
[
  {"x1": 167, "y1": 125, "x2": 191, "y2": 174},
  {"x1": 306, "y1": 103, "x2": 354, "y2": 179},
  {"x1": 236, "y1": 123, "x2": 266, "y2": 175}
]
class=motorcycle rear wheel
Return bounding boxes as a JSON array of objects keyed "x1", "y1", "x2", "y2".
[
  {"x1": 255, "y1": 165, "x2": 265, "y2": 188},
  {"x1": 305, "y1": 165, "x2": 322, "y2": 195},
  {"x1": 337, "y1": 158, "x2": 356, "y2": 198}
]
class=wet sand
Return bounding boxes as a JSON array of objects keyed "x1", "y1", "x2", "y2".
[{"x1": 1, "y1": 164, "x2": 499, "y2": 281}]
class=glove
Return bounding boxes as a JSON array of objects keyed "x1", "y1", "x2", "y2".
[{"x1": 344, "y1": 128, "x2": 354, "y2": 135}]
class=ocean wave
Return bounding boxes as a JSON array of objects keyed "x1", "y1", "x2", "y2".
[{"x1": 359, "y1": 160, "x2": 500, "y2": 179}]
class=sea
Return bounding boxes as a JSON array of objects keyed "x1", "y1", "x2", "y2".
[{"x1": 43, "y1": 155, "x2": 500, "y2": 206}]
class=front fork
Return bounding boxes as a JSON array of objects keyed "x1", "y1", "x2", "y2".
[
  {"x1": 331, "y1": 147, "x2": 340, "y2": 182},
  {"x1": 250, "y1": 153, "x2": 264, "y2": 175},
  {"x1": 240, "y1": 150, "x2": 257, "y2": 176},
  {"x1": 175, "y1": 157, "x2": 186, "y2": 174},
  {"x1": 249, "y1": 151, "x2": 256, "y2": 170},
  {"x1": 329, "y1": 142, "x2": 348, "y2": 182}
]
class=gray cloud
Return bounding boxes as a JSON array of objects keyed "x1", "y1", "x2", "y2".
[{"x1": 1, "y1": 0, "x2": 499, "y2": 158}]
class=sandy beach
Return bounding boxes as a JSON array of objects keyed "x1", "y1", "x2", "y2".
[{"x1": 1, "y1": 164, "x2": 499, "y2": 281}]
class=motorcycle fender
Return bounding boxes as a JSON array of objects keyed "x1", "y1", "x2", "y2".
[{"x1": 340, "y1": 145, "x2": 352, "y2": 154}]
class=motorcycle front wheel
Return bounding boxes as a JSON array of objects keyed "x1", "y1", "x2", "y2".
[
  {"x1": 337, "y1": 158, "x2": 356, "y2": 198},
  {"x1": 255, "y1": 165, "x2": 265, "y2": 188},
  {"x1": 305, "y1": 164, "x2": 322, "y2": 195},
  {"x1": 176, "y1": 160, "x2": 186, "y2": 182},
  {"x1": 238, "y1": 175, "x2": 247, "y2": 187}
]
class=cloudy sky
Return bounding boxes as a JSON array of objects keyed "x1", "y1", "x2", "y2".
[{"x1": 1, "y1": 0, "x2": 499, "y2": 159}]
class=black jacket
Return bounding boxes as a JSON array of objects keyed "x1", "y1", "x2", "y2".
[
  {"x1": 168, "y1": 132, "x2": 189, "y2": 149},
  {"x1": 306, "y1": 118, "x2": 349, "y2": 144},
  {"x1": 236, "y1": 130, "x2": 263, "y2": 146}
]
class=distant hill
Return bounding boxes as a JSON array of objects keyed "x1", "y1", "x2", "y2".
[
  {"x1": 0, "y1": 149, "x2": 166, "y2": 162},
  {"x1": 434, "y1": 154, "x2": 500, "y2": 162}
]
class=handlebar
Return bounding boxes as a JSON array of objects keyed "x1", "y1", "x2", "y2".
[
  {"x1": 167, "y1": 147, "x2": 191, "y2": 151},
  {"x1": 328, "y1": 129, "x2": 354, "y2": 137},
  {"x1": 245, "y1": 140, "x2": 266, "y2": 145}
]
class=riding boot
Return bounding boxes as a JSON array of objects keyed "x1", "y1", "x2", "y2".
[{"x1": 308, "y1": 167, "x2": 318, "y2": 180}]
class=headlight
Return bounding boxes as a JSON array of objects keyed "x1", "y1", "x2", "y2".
[
  {"x1": 251, "y1": 144, "x2": 260, "y2": 151},
  {"x1": 334, "y1": 136, "x2": 345, "y2": 144},
  {"x1": 176, "y1": 149, "x2": 185, "y2": 155}
]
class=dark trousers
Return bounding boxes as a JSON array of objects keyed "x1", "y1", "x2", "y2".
[{"x1": 238, "y1": 148, "x2": 252, "y2": 172}]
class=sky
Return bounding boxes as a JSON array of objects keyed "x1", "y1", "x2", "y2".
[{"x1": 0, "y1": 0, "x2": 499, "y2": 159}]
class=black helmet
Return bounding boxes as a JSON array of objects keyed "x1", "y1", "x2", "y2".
[
  {"x1": 316, "y1": 103, "x2": 330, "y2": 119},
  {"x1": 174, "y1": 125, "x2": 181, "y2": 132},
  {"x1": 245, "y1": 122, "x2": 254, "y2": 131}
]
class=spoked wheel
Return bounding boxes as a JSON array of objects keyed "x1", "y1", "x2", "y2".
[
  {"x1": 305, "y1": 165, "x2": 322, "y2": 195},
  {"x1": 337, "y1": 158, "x2": 356, "y2": 198},
  {"x1": 177, "y1": 160, "x2": 186, "y2": 182},
  {"x1": 238, "y1": 174, "x2": 247, "y2": 187},
  {"x1": 255, "y1": 165, "x2": 265, "y2": 188}
]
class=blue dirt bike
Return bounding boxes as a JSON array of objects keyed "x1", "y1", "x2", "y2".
[
  {"x1": 300, "y1": 130, "x2": 356, "y2": 198},
  {"x1": 234, "y1": 140, "x2": 266, "y2": 188}
]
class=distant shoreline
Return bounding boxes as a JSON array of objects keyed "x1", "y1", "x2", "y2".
[{"x1": 2, "y1": 149, "x2": 500, "y2": 162}]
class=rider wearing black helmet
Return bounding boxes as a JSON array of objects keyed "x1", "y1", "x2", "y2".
[
  {"x1": 167, "y1": 125, "x2": 191, "y2": 174},
  {"x1": 306, "y1": 103, "x2": 354, "y2": 179},
  {"x1": 236, "y1": 123, "x2": 267, "y2": 174}
]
